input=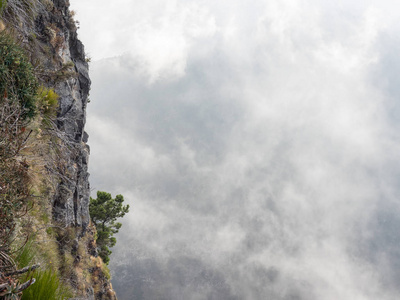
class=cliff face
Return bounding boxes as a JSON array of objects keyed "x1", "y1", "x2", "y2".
[
  {"x1": 1, "y1": 0, "x2": 115, "y2": 298},
  {"x1": 36, "y1": 0, "x2": 92, "y2": 230},
  {"x1": 39, "y1": 1, "x2": 117, "y2": 299}
]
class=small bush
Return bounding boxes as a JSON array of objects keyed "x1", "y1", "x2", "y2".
[
  {"x1": 37, "y1": 87, "x2": 58, "y2": 115},
  {"x1": 0, "y1": 0, "x2": 7, "y2": 13},
  {"x1": 0, "y1": 32, "x2": 39, "y2": 120},
  {"x1": 37, "y1": 86, "x2": 58, "y2": 127}
]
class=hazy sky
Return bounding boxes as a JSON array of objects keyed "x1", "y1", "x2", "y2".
[{"x1": 71, "y1": 1, "x2": 400, "y2": 299}]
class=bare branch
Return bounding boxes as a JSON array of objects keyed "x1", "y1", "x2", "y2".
[{"x1": 4, "y1": 264, "x2": 40, "y2": 277}]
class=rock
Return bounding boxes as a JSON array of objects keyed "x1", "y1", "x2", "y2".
[
  {"x1": 2, "y1": 0, "x2": 116, "y2": 299},
  {"x1": 35, "y1": 0, "x2": 92, "y2": 229},
  {"x1": 23, "y1": 1, "x2": 116, "y2": 299}
]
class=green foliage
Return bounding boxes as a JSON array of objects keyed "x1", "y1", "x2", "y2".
[
  {"x1": 37, "y1": 86, "x2": 58, "y2": 127},
  {"x1": 12, "y1": 239, "x2": 73, "y2": 300},
  {"x1": 21, "y1": 269, "x2": 73, "y2": 300},
  {"x1": 37, "y1": 86, "x2": 58, "y2": 115},
  {"x1": 102, "y1": 264, "x2": 111, "y2": 280},
  {"x1": 0, "y1": 32, "x2": 38, "y2": 119},
  {"x1": 89, "y1": 191, "x2": 129, "y2": 264},
  {"x1": 15, "y1": 240, "x2": 36, "y2": 269},
  {"x1": 0, "y1": 0, "x2": 7, "y2": 13}
]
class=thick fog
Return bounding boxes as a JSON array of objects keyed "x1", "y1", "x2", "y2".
[{"x1": 71, "y1": 0, "x2": 400, "y2": 299}]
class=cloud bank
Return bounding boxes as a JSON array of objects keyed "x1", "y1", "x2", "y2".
[{"x1": 71, "y1": 0, "x2": 400, "y2": 299}]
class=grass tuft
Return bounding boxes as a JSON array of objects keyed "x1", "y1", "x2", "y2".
[{"x1": 21, "y1": 268, "x2": 73, "y2": 300}]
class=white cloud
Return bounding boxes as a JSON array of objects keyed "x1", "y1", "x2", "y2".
[
  {"x1": 72, "y1": 0, "x2": 216, "y2": 81},
  {"x1": 75, "y1": 0, "x2": 400, "y2": 298}
]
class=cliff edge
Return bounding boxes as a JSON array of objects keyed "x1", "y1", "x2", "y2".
[{"x1": 0, "y1": 0, "x2": 116, "y2": 299}]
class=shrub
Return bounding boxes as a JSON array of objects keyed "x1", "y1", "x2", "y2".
[
  {"x1": 0, "y1": 0, "x2": 7, "y2": 13},
  {"x1": 37, "y1": 86, "x2": 58, "y2": 127},
  {"x1": 37, "y1": 87, "x2": 58, "y2": 116},
  {"x1": 0, "y1": 32, "x2": 39, "y2": 120}
]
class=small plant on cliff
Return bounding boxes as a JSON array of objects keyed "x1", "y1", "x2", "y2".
[
  {"x1": 36, "y1": 86, "x2": 58, "y2": 127},
  {"x1": 89, "y1": 191, "x2": 129, "y2": 264},
  {"x1": 0, "y1": 32, "x2": 38, "y2": 120},
  {"x1": 0, "y1": 0, "x2": 7, "y2": 13},
  {"x1": 20, "y1": 269, "x2": 73, "y2": 300},
  {"x1": 8, "y1": 239, "x2": 73, "y2": 300}
]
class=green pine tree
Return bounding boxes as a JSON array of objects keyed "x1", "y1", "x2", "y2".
[{"x1": 89, "y1": 191, "x2": 130, "y2": 264}]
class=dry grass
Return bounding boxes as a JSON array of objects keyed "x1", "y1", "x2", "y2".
[{"x1": 0, "y1": 98, "x2": 33, "y2": 252}]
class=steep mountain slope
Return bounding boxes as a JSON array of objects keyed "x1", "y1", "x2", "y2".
[{"x1": 0, "y1": 0, "x2": 116, "y2": 299}]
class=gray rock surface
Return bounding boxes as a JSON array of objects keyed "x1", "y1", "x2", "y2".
[
  {"x1": 37, "y1": 0, "x2": 90, "y2": 231},
  {"x1": 35, "y1": 0, "x2": 93, "y2": 229}
]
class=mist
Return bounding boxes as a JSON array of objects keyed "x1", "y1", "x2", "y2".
[{"x1": 71, "y1": 0, "x2": 400, "y2": 299}]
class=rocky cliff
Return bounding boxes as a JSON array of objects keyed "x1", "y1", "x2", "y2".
[
  {"x1": 1, "y1": 0, "x2": 116, "y2": 299},
  {"x1": 37, "y1": 0, "x2": 92, "y2": 230}
]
